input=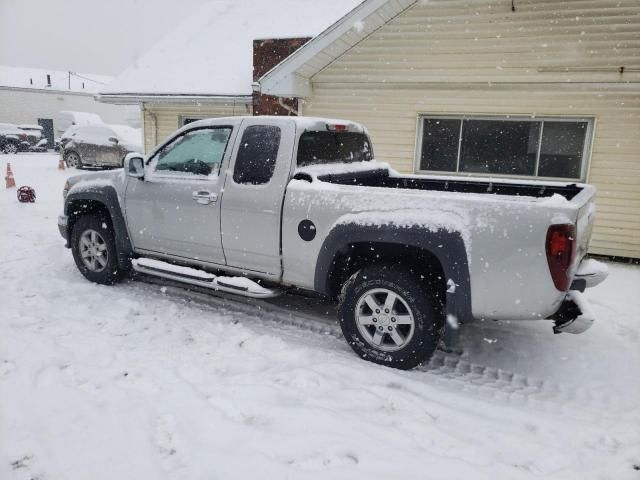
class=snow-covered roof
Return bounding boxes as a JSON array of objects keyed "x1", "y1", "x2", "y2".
[
  {"x1": 0, "y1": 65, "x2": 112, "y2": 94},
  {"x1": 99, "y1": 0, "x2": 362, "y2": 102},
  {"x1": 258, "y1": 0, "x2": 417, "y2": 97}
]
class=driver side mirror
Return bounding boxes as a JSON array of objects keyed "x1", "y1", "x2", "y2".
[
  {"x1": 108, "y1": 136, "x2": 119, "y2": 145},
  {"x1": 125, "y1": 153, "x2": 145, "y2": 179}
]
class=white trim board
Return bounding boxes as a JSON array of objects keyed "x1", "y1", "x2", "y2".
[{"x1": 257, "y1": 0, "x2": 417, "y2": 97}]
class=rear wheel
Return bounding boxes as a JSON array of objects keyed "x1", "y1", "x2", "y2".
[
  {"x1": 65, "y1": 151, "x2": 82, "y2": 168},
  {"x1": 70, "y1": 215, "x2": 122, "y2": 285},
  {"x1": 338, "y1": 265, "x2": 443, "y2": 370}
]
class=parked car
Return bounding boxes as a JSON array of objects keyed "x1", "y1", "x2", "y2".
[
  {"x1": 18, "y1": 125, "x2": 48, "y2": 151},
  {"x1": 61, "y1": 124, "x2": 142, "y2": 168},
  {"x1": 0, "y1": 123, "x2": 29, "y2": 154},
  {"x1": 57, "y1": 125, "x2": 80, "y2": 153},
  {"x1": 58, "y1": 116, "x2": 607, "y2": 369}
]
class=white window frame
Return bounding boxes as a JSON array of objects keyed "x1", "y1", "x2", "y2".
[{"x1": 414, "y1": 114, "x2": 595, "y2": 181}]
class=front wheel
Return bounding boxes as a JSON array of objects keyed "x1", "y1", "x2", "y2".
[
  {"x1": 70, "y1": 215, "x2": 123, "y2": 285},
  {"x1": 338, "y1": 265, "x2": 443, "y2": 370},
  {"x1": 65, "y1": 151, "x2": 82, "y2": 168}
]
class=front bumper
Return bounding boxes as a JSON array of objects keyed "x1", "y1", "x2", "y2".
[{"x1": 58, "y1": 214, "x2": 69, "y2": 244}]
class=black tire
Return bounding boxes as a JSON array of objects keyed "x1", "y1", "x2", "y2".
[
  {"x1": 2, "y1": 141, "x2": 18, "y2": 154},
  {"x1": 65, "y1": 151, "x2": 83, "y2": 169},
  {"x1": 338, "y1": 265, "x2": 444, "y2": 370},
  {"x1": 70, "y1": 215, "x2": 123, "y2": 285}
]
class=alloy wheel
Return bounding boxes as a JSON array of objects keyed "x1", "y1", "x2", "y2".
[
  {"x1": 4, "y1": 143, "x2": 18, "y2": 154},
  {"x1": 79, "y1": 229, "x2": 108, "y2": 272},
  {"x1": 66, "y1": 152, "x2": 81, "y2": 168},
  {"x1": 355, "y1": 288, "x2": 416, "y2": 352}
]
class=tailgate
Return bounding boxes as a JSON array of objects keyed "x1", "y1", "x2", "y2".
[{"x1": 574, "y1": 186, "x2": 597, "y2": 263}]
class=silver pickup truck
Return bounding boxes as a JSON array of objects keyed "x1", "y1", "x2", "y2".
[{"x1": 58, "y1": 116, "x2": 608, "y2": 369}]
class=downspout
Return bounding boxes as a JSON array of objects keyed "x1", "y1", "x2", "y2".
[
  {"x1": 149, "y1": 108, "x2": 158, "y2": 147},
  {"x1": 278, "y1": 97, "x2": 299, "y2": 116},
  {"x1": 253, "y1": 81, "x2": 300, "y2": 116}
]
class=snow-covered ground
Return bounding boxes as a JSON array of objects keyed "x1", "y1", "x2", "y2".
[{"x1": 2, "y1": 153, "x2": 640, "y2": 480}]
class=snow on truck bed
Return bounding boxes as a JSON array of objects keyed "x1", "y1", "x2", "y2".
[{"x1": 2, "y1": 153, "x2": 640, "y2": 480}]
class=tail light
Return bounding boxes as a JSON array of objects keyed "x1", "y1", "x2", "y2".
[
  {"x1": 546, "y1": 224, "x2": 576, "y2": 291},
  {"x1": 19, "y1": 133, "x2": 27, "y2": 140}
]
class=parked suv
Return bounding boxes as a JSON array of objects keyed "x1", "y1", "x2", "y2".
[
  {"x1": 61, "y1": 124, "x2": 142, "y2": 168},
  {"x1": 58, "y1": 116, "x2": 607, "y2": 369}
]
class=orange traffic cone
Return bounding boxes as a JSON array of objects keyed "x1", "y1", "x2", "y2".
[
  {"x1": 5, "y1": 163, "x2": 16, "y2": 189},
  {"x1": 58, "y1": 157, "x2": 66, "y2": 171}
]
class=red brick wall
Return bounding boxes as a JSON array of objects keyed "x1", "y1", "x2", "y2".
[{"x1": 253, "y1": 37, "x2": 310, "y2": 116}]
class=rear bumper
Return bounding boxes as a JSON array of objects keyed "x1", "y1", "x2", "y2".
[
  {"x1": 571, "y1": 259, "x2": 609, "y2": 291},
  {"x1": 551, "y1": 291, "x2": 596, "y2": 334},
  {"x1": 550, "y1": 259, "x2": 608, "y2": 334}
]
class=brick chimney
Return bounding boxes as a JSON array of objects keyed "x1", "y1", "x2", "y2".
[{"x1": 253, "y1": 37, "x2": 310, "y2": 116}]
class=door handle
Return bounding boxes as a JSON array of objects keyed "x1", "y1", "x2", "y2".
[{"x1": 192, "y1": 191, "x2": 218, "y2": 205}]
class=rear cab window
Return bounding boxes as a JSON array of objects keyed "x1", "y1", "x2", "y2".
[{"x1": 297, "y1": 131, "x2": 373, "y2": 167}]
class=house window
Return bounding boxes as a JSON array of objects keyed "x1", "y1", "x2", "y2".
[
  {"x1": 417, "y1": 116, "x2": 592, "y2": 180},
  {"x1": 181, "y1": 117, "x2": 206, "y2": 127}
]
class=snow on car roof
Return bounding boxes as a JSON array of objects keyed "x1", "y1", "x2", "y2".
[
  {"x1": 0, "y1": 65, "x2": 112, "y2": 93},
  {"x1": 109, "y1": 125, "x2": 142, "y2": 149},
  {"x1": 100, "y1": 0, "x2": 362, "y2": 98},
  {"x1": 60, "y1": 111, "x2": 105, "y2": 126}
]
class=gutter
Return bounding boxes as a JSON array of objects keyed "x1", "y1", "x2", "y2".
[
  {"x1": 96, "y1": 93, "x2": 254, "y2": 105},
  {"x1": 0, "y1": 85, "x2": 97, "y2": 97}
]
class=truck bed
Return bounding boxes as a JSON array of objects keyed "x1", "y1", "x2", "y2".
[{"x1": 314, "y1": 168, "x2": 583, "y2": 200}]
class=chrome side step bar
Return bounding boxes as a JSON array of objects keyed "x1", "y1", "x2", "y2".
[{"x1": 131, "y1": 258, "x2": 282, "y2": 299}]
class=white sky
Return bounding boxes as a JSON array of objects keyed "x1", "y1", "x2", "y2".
[{"x1": 0, "y1": 0, "x2": 208, "y2": 75}]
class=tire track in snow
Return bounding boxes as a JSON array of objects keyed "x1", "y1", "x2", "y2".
[{"x1": 131, "y1": 276, "x2": 620, "y2": 419}]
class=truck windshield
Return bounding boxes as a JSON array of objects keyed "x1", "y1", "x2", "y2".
[{"x1": 297, "y1": 132, "x2": 372, "y2": 167}]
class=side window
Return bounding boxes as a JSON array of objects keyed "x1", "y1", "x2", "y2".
[
  {"x1": 154, "y1": 127, "x2": 232, "y2": 177},
  {"x1": 233, "y1": 125, "x2": 281, "y2": 185}
]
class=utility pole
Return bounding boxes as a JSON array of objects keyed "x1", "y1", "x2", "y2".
[{"x1": 68, "y1": 71, "x2": 71, "y2": 90}]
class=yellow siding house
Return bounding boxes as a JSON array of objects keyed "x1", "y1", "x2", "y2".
[{"x1": 258, "y1": 0, "x2": 640, "y2": 259}]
